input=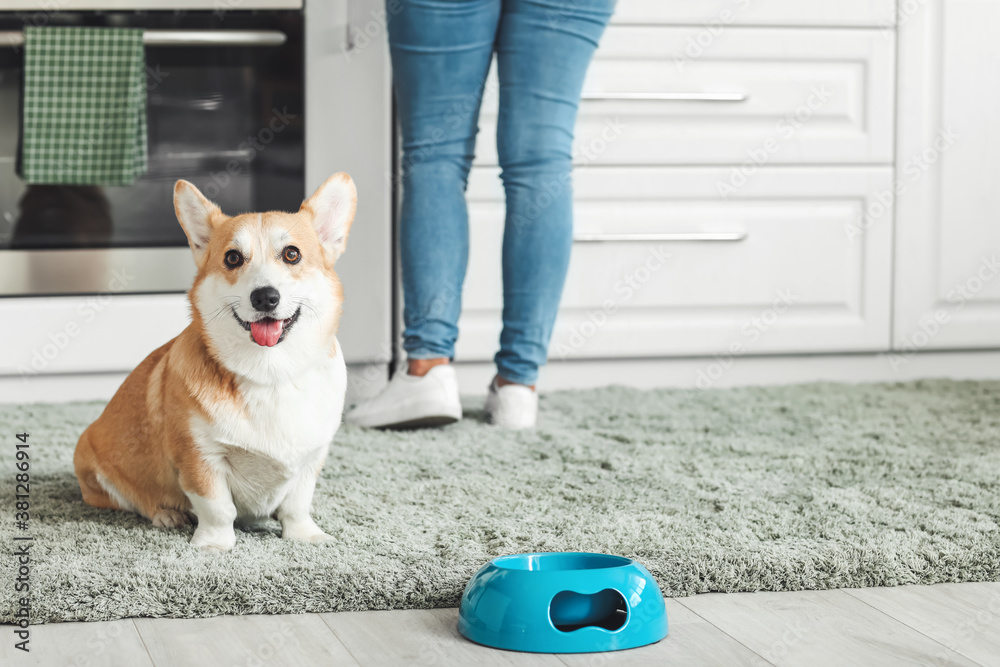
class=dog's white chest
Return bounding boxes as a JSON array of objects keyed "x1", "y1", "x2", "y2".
[
  {"x1": 234, "y1": 357, "x2": 345, "y2": 458},
  {"x1": 192, "y1": 349, "x2": 346, "y2": 518}
]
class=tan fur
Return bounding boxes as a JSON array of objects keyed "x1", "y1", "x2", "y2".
[{"x1": 74, "y1": 174, "x2": 355, "y2": 528}]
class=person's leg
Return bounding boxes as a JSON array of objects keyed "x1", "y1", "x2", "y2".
[
  {"x1": 493, "y1": 0, "x2": 615, "y2": 387},
  {"x1": 345, "y1": 0, "x2": 500, "y2": 429},
  {"x1": 388, "y1": 0, "x2": 501, "y2": 374}
]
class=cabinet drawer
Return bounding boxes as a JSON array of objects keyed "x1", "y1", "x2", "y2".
[
  {"x1": 612, "y1": 0, "x2": 897, "y2": 27},
  {"x1": 474, "y1": 27, "x2": 894, "y2": 166},
  {"x1": 457, "y1": 166, "x2": 894, "y2": 360}
]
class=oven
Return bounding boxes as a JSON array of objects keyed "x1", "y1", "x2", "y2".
[
  {"x1": 0, "y1": 3, "x2": 305, "y2": 295},
  {"x1": 0, "y1": 0, "x2": 394, "y2": 403}
]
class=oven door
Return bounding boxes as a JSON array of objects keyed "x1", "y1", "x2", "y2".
[{"x1": 0, "y1": 8, "x2": 304, "y2": 295}]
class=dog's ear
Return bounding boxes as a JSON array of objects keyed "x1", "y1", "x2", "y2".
[
  {"x1": 300, "y1": 172, "x2": 357, "y2": 262},
  {"x1": 174, "y1": 180, "x2": 225, "y2": 265}
]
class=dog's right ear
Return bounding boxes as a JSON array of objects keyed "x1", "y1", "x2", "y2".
[{"x1": 174, "y1": 180, "x2": 225, "y2": 265}]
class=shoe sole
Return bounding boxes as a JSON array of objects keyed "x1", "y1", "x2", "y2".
[{"x1": 376, "y1": 414, "x2": 461, "y2": 430}]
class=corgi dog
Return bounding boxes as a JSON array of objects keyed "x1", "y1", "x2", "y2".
[{"x1": 73, "y1": 173, "x2": 357, "y2": 552}]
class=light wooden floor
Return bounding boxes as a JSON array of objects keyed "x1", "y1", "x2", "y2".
[{"x1": 4, "y1": 583, "x2": 1000, "y2": 666}]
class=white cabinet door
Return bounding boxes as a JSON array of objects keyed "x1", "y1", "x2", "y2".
[
  {"x1": 306, "y1": 0, "x2": 393, "y2": 364},
  {"x1": 612, "y1": 0, "x2": 897, "y2": 27},
  {"x1": 474, "y1": 27, "x2": 895, "y2": 167},
  {"x1": 894, "y1": 0, "x2": 1000, "y2": 350},
  {"x1": 457, "y1": 166, "x2": 894, "y2": 361}
]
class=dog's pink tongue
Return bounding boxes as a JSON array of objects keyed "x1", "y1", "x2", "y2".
[{"x1": 250, "y1": 319, "x2": 284, "y2": 347}]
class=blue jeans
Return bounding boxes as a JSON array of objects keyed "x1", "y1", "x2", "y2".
[{"x1": 388, "y1": 0, "x2": 614, "y2": 385}]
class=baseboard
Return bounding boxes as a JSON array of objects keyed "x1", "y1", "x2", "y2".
[
  {"x1": 3, "y1": 351, "x2": 998, "y2": 405},
  {"x1": 0, "y1": 364, "x2": 390, "y2": 405},
  {"x1": 454, "y1": 350, "x2": 1000, "y2": 393}
]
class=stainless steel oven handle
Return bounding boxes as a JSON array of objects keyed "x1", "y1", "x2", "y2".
[
  {"x1": 1, "y1": 30, "x2": 287, "y2": 48},
  {"x1": 574, "y1": 232, "x2": 748, "y2": 242},
  {"x1": 581, "y1": 92, "x2": 748, "y2": 102}
]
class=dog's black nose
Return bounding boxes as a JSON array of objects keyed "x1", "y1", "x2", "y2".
[{"x1": 250, "y1": 286, "x2": 280, "y2": 313}]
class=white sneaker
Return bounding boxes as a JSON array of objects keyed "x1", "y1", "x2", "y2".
[
  {"x1": 484, "y1": 377, "x2": 538, "y2": 429},
  {"x1": 345, "y1": 364, "x2": 462, "y2": 429}
]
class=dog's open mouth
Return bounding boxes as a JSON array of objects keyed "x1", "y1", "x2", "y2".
[{"x1": 232, "y1": 307, "x2": 301, "y2": 348}]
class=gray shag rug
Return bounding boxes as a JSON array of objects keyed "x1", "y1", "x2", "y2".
[{"x1": 2, "y1": 380, "x2": 1000, "y2": 625}]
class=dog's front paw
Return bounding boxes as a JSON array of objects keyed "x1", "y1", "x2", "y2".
[
  {"x1": 281, "y1": 520, "x2": 334, "y2": 544},
  {"x1": 283, "y1": 528, "x2": 335, "y2": 544},
  {"x1": 152, "y1": 508, "x2": 191, "y2": 529},
  {"x1": 190, "y1": 525, "x2": 237, "y2": 552},
  {"x1": 301, "y1": 531, "x2": 335, "y2": 544}
]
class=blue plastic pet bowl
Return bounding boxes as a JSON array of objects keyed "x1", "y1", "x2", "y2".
[{"x1": 457, "y1": 552, "x2": 668, "y2": 653}]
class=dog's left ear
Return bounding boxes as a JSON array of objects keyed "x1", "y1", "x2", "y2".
[{"x1": 301, "y1": 172, "x2": 357, "y2": 262}]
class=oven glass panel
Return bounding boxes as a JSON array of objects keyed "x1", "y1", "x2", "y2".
[{"x1": 0, "y1": 11, "x2": 304, "y2": 251}]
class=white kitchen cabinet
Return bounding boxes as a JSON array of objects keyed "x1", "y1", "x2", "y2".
[
  {"x1": 893, "y1": 0, "x2": 1000, "y2": 350},
  {"x1": 461, "y1": 15, "x2": 897, "y2": 364},
  {"x1": 474, "y1": 27, "x2": 894, "y2": 167},
  {"x1": 306, "y1": 0, "x2": 393, "y2": 365},
  {"x1": 612, "y1": 0, "x2": 897, "y2": 27},
  {"x1": 457, "y1": 167, "x2": 894, "y2": 361}
]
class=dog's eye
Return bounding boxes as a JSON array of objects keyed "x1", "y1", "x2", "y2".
[
  {"x1": 224, "y1": 250, "x2": 244, "y2": 269},
  {"x1": 283, "y1": 246, "x2": 301, "y2": 265}
]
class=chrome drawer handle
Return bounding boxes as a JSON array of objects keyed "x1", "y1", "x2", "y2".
[
  {"x1": 574, "y1": 232, "x2": 748, "y2": 242},
  {"x1": 581, "y1": 92, "x2": 748, "y2": 102},
  {"x1": 2, "y1": 30, "x2": 287, "y2": 48}
]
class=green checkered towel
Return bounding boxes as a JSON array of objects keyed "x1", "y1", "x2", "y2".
[{"x1": 19, "y1": 26, "x2": 148, "y2": 186}]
